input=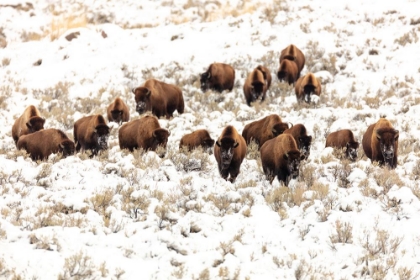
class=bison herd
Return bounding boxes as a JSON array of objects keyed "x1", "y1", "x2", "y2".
[{"x1": 10, "y1": 44, "x2": 400, "y2": 186}]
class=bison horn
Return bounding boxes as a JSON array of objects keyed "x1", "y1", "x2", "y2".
[
  {"x1": 146, "y1": 89, "x2": 151, "y2": 97},
  {"x1": 152, "y1": 131, "x2": 156, "y2": 138},
  {"x1": 288, "y1": 122, "x2": 293, "y2": 128},
  {"x1": 207, "y1": 72, "x2": 211, "y2": 79},
  {"x1": 233, "y1": 141, "x2": 239, "y2": 148},
  {"x1": 132, "y1": 88, "x2": 136, "y2": 94},
  {"x1": 59, "y1": 143, "x2": 64, "y2": 149},
  {"x1": 216, "y1": 140, "x2": 221, "y2": 147},
  {"x1": 26, "y1": 122, "x2": 32, "y2": 128},
  {"x1": 167, "y1": 130, "x2": 171, "y2": 136}
]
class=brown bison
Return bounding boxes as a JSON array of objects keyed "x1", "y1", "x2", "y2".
[
  {"x1": 200, "y1": 63, "x2": 235, "y2": 93},
  {"x1": 242, "y1": 114, "x2": 292, "y2": 149},
  {"x1": 260, "y1": 134, "x2": 305, "y2": 185},
  {"x1": 12, "y1": 105, "x2": 45, "y2": 145},
  {"x1": 107, "y1": 97, "x2": 130, "y2": 124},
  {"x1": 284, "y1": 124, "x2": 312, "y2": 160},
  {"x1": 279, "y1": 44, "x2": 305, "y2": 77},
  {"x1": 214, "y1": 125, "x2": 246, "y2": 183},
  {"x1": 132, "y1": 79, "x2": 184, "y2": 119},
  {"x1": 16, "y1": 128, "x2": 75, "y2": 161},
  {"x1": 119, "y1": 115, "x2": 170, "y2": 157},
  {"x1": 277, "y1": 59, "x2": 299, "y2": 85},
  {"x1": 73, "y1": 114, "x2": 110, "y2": 155},
  {"x1": 295, "y1": 73, "x2": 321, "y2": 103},
  {"x1": 325, "y1": 129, "x2": 360, "y2": 161},
  {"x1": 179, "y1": 129, "x2": 215, "y2": 154},
  {"x1": 362, "y1": 118, "x2": 399, "y2": 168},
  {"x1": 243, "y1": 65, "x2": 272, "y2": 106}
]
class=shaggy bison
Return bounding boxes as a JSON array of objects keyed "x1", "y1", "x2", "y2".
[
  {"x1": 12, "y1": 105, "x2": 45, "y2": 145},
  {"x1": 242, "y1": 114, "x2": 292, "y2": 149},
  {"x1": 325, "y1": 129, "x2": 360, "y2": 161},
  {"x1": 73, "y1": 114, "x2": 110, "y2": 155},
  {"x1": 260, "y1": 134, "x2": 305, "y2": 185},
  {"x1": 132, "y1": 79, "x2": 184, "y2": 119},
  {"x1": 279, "y1": 44, "x2": 305, "y2": 77},
  {"x1": 295, "y1": 73, "x2": 321, "y2": 103},
  {"x1": 362, "y1": 118, "x2": 399, "y2": 168},
  {"x1": 243, "y1": 65, "x2": 272, "y2": 106},
  {"x1": 107, "y1": 97, "x2": 130, "y2": 124},
  {"x1": 277, "y1": 59, "x2": 299, "y2": 85},
  {"x1": 200, "y1": 63, "x2": 235, "y2": 93},
  {"x1": 214, "y1": 125, "x2": 246, "y2": 183},
  {"x1": 16, "y1": 128, "x2": 75, "y2": 161},
  {"x1": 179, "y1": 129, "x2": 215, "y2": 153},
  {"x1": 284, "y1": 124, "x2": 312, "y2": 160},
  {"x1": 118, "y1": 115, "x2": 170, "y2": 157}
]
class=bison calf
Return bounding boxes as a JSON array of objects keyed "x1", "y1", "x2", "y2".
[
  {"x1": 284, "y1": 124, "x2": 312, "y2": 160},
  {"x1": 119, "y1": 115, "x2": 170, "y2": 158},
  {"x1": 295, "y1": 73, "x2": 321, "y2": 103},
  {"x1": 132, "y1": 79, "x2": 184, "y2": 119},
  {"x1": 73, "y1": 114, "x2": 110, "y2": 156},
  {"x1": 260, "y1": 134, "x2": 305, "y2": 185},
  {"x1": 242, "y1": 114, "x2": 292, "y2": 149},
  {"x1": 214, "y1": 125, "x2": 246, "y2": 183},
  {"x1": 12, "y1": 105, "x2": 45, "y2": 145},
  {"x1": 325, "y1": 129, "x2": 359, "y2": 161},
  {"x1": 107, "y1": 97, "x2": 130, "y2": 124},
  {"x1": 179, "y1": 129, "x2": 215, "y2": 154},
  {"x1": 243, "y1": 65, "x2": 272, "y2": 106},
  {"x1": 17, "y1": 128, "x2": 75, "y2": 161},
  {"x1": 362, "y1": 118, "x2": 399, "y2": 168},
  {"x1": 200, "y1": 63, "x2": 235, "y2": 93}
]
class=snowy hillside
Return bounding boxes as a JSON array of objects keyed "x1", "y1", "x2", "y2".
[{"x1": 1, "y1": 0, "x2": 420, "y2": 279}]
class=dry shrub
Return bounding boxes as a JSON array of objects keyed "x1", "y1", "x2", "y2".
[
  {"x1": 373, "y1": 168, "x2": 403, "y2": 194},
  {"x1": 167, "y1": 146, "x2": 212, "y2": 172},
  {"x1": 121, "y1": 186, "x2": 151, "y2": 220},
  {"x1": 50, "y1": 14, "x2": 88, "y2": 41},
  {"x1": 329, "y1": 220, "x2": 353, "y2": 248},
  {"x1": 58, "y1": 250, "x2": 96, "y2": 279},
  {"x1": 245, "y1": 140, "x2": 260, "y2": 160}
]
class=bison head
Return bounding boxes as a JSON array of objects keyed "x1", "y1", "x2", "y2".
[
  {"x1": 110, "y1": 110, "x2": 124, "y2": 124},
  {"x1": 94, "y1": 124, "x2": 110, "y2": 151},
  {"x1": 202, "y1": 138, "x2": 215, "y2": 154},
  {"x1": 132, "y1": 87, "x2": 152, "y2": 115},
  {"x1": 216, "y1": 137, "x2": 239, "y2": 170},
  {"x1": 59, "y1": 140, "x2": 75, "y2": 158},
  {"x1": 272, "y1": 123, "x2": 292, "y2": 138},
  {"x1": 26, "y1": 116, "x2": 45, "y2": 133},
  {"x1": 303, "y1": 84, "x2": 317, "y2": 103},
  {"x1": 151, "y1": 128, "x2": 170, "y2": 158},
  {"x1": 376, "y1": 128, "x2": 399, "y2": 166},
  {"x1": 346, "y1": 141, "x2": 360, "y2": 161},
  {"x1": 283, "y1": 150, "x2": 305, "y2": 179},
  {"x1": 200, "y1": 71, "x2": 211, "y2": 92},
  {"x1": 298, "y1": 135, "x2": 312, "y2": 160},
  {"x1": 250, "y1": 81, "x2": 265, "y2": 101}
]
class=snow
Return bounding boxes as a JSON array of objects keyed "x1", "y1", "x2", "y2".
[{"x1": 1, "y1": 0, "x2": 420, "y2": 279}]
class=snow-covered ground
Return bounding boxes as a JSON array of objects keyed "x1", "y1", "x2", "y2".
[{"x1": 1, "y1": 0, "x2": 420, "y2": 279}]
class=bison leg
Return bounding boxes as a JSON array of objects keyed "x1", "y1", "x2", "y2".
[{"x1": 219, "y1": 167, "x2": 229, "y2": 181}]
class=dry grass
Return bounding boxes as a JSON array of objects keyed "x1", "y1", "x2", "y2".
[{"x1": 50, "y1": 14, "x2": 88, "y2": 41}]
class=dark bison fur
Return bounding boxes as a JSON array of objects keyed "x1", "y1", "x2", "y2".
[
  {"x1": 179, "y1": 129, "x2": 214, "y2": 154},
  {"x1": 200, "y1": 63, "x2": 235, "y2": 93},
  {"x1": 107, "y1": 97, "x2": 130, "y2": 124},
  {"x1": 283, "y1": 124, "x2": 312, "y2": 160},
  {"x1": 325, "y1": 129, "x2": 360, "y2": 161},
  {"x1": 73, "y1": 114, "x2": 110, "y2": 156}
]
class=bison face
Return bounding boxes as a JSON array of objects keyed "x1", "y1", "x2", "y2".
[
  {"x1": 202, "y1": 138, "x2": 215, "y2": 154},
  {"x1": 26, "y1": 117, "x2": 45, "y2": 133},
  {"x1": 346, "y1": 141, "x2": 360, "y2": 161},
  {"x1": 216, "y1": 138, "x2": 239, "y2": 170},
  {"x1": 133, "y1": 87, "x2": 152, "y2": 114},
  {"x1": 111, "y1": 110, "x2": 123, "y2": 124},
  {"x1": 376, "y1": 129, "x2": 399, "y2": 166},
  {"x1": 272, "y1": 123, "x2": 290, "y2": 137},
  {"x1": 200, "y1": 72, "x2": 211, "y2": 92},
  {"x1": 303, "y1": 85, "x2": 317, "y2": 103},
  {"x1": 298, "y1": 136, "x2": 312, "y2": 160},
  {"x1": 59, "y1": 140, "x2": 75, "y2": 158},
  {"x1": 94, "y1": 125, "x2": 110, "y2": 150},
  {"x1": 152, "y1": 128, "x2": 170, "y2": 158},
  {"x1": 283, "y1": 151, "x2": 304, "y2": 179}
]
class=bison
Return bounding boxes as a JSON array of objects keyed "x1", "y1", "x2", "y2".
[
  {"x1": 243, "y1": 65, "x2": 272, "y2": 106},
  {"x1": 214, "y1": 125, "x2": 246, "y2": 183},
  {"x1": 279, "y1": 44, "x2": 305, "y2": 77},
  {"x1": 242, "y1": 114, "x2": 292, "y2": 149},
  {"x1": 200, "y1": 63, "x2": 235, "y2": 93},
  {"x1": 283, "y1": 124, "x2": 312, "y2": 160},
  {"x1": 325, "y1": 129, "x2": 360, "y2": 161},
  {"x1": 260, "y1": 134, "x2": 305, "y2": 185},
  {"x1": 362, "y1": 118, "x2": 399, "y2": 168},
  {"x1": 179, "y1": 129, "x2": 215, "y2": 154},
  {"x1": 295, "y1": 73, "x2": 321, "y2": 103},
  {"x1": 16, "y1": 128, "x2": 75, "y2": 161},
  {"x1": 12, "y1": 105, "x2": 45, "y2": 145},
  {"x1": 132, "y1": 79, "x2": 184, "y2": 119},
  {"x1": 73, "y1": 114, "x2": 110, "y2": 155},
  {"x1": 277, "y1": 59, "x2": 299, "y2": 85},
  {"x1": 119, "y1": 115, "x2": 170, "y2": 157},
  {"x1": 107, "y1": 97, "x2": 130, "y2": 124}
]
